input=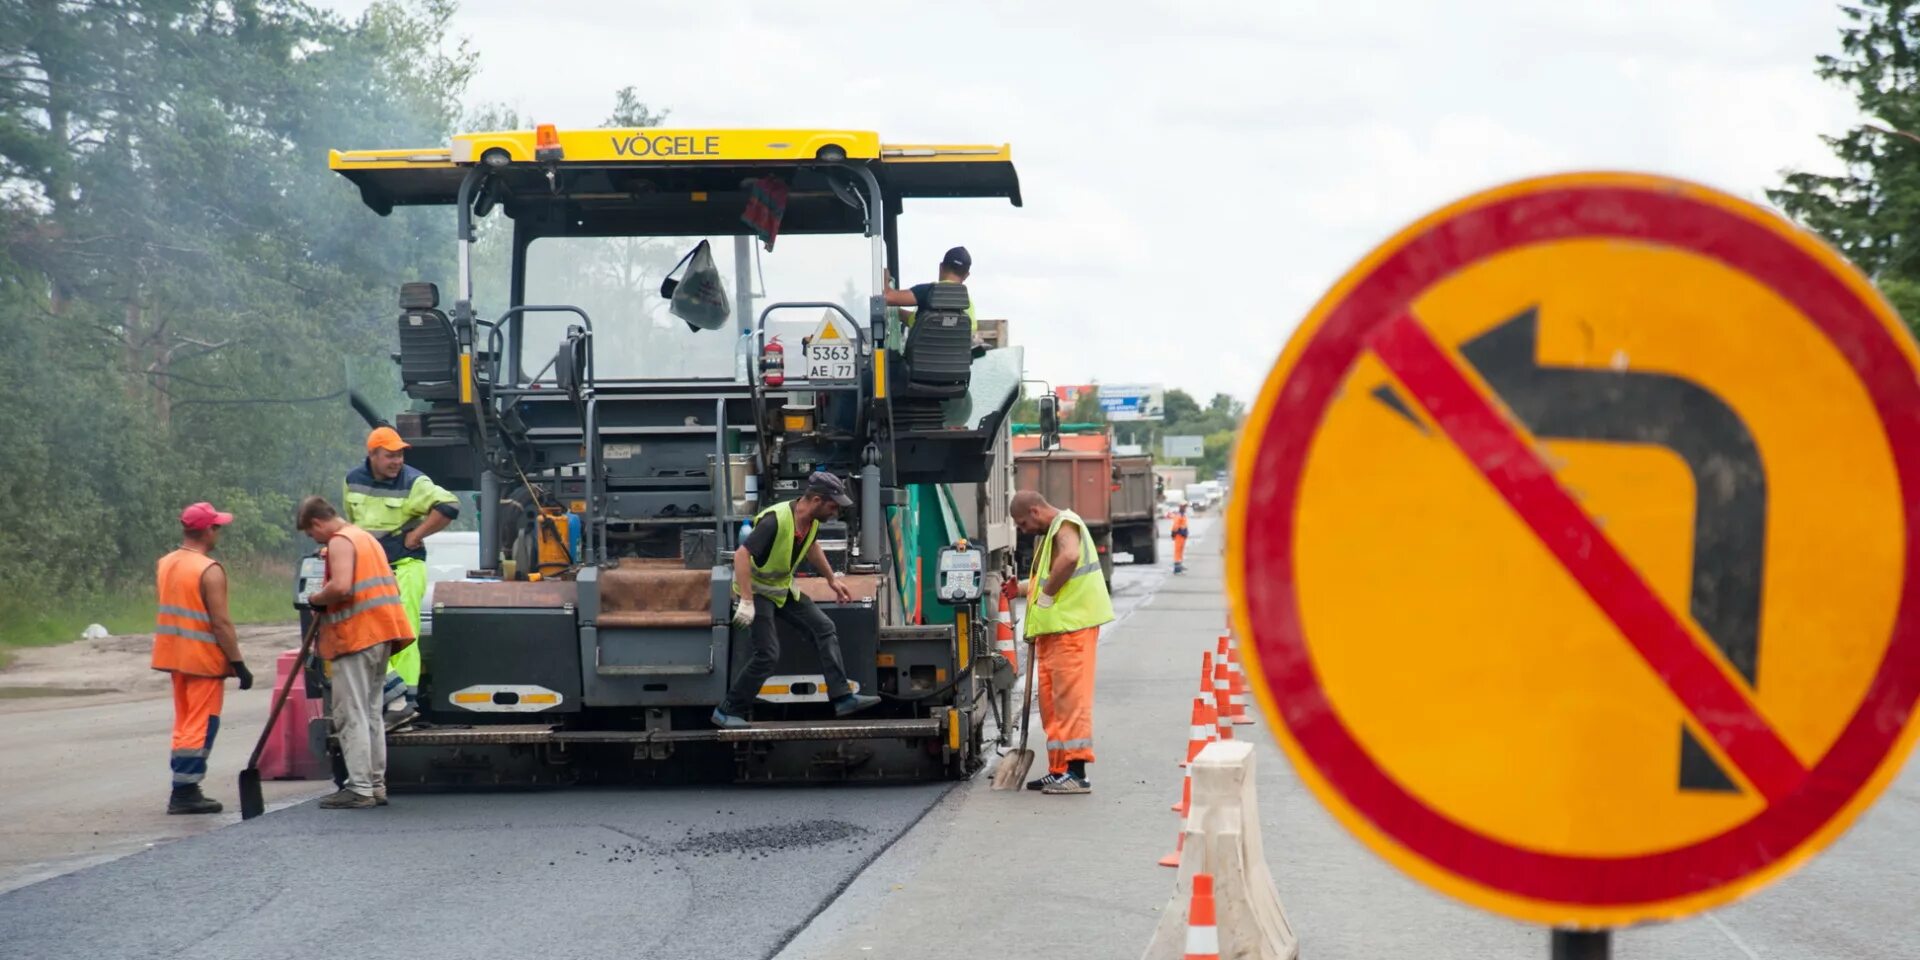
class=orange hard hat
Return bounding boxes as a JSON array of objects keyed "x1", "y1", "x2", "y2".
[{"x1": 366, "y1": 426, "x2": 410, "y2": 453}]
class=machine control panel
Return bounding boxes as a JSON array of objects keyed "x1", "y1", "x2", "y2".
[
  {"x1": 936, "y1": 541, "x2": 983, "y2": 606},
  {"x1": 295, "y1": 554, "x2": 327, "y2": 609}
]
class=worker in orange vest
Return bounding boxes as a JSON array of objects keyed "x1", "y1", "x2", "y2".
[
  {"x1": 296, "y1": 495, "x2": 417, "y2": 810},
  {"x1": 151, "y1": 501, "x2": 254, "y2": 815},
  {"x1": 1170, "y1": 502, "x2": 1190, "y2": 574}
]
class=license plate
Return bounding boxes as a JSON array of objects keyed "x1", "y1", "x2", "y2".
[{"x1": 806, "y1": 343, "x2": 856, "y2": 382}]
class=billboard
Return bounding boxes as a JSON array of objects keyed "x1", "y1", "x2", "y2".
[
  {"x1": 1054, "y1": 383, "x2": 1098, "y2": 406},
  {"x1": 1098, "y1": 382, "x2": 1165, "y2": 421},
  {"x1": 1162, "y1": 435, "x2": 1205, "y2": 460}
]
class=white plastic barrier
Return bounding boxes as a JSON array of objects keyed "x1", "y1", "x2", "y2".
[{"x1": 1141, "y1": 739, "x2": 1299, "y2": 960}]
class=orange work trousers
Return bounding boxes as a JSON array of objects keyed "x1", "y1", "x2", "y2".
[
  {"x1": 1035, "y1": 626, "x2": 1099, "y2": 774},
  {"x1": 1172, "y1": 532, "x2": 1187, "y2": 565},
  {"x1": 170, "y1": 672, "x2": 224, "y2": 787}
]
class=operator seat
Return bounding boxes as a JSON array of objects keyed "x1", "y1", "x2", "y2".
[
  {"x1": 396, "y1": 281, "x2": 459, "y2": 401},
  {"x1": 888, "y1": 282, "x2": 974, "y2": 429}
]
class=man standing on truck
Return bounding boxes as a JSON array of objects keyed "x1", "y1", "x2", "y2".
[
  {"x1": 1171, "y1": 502, "x2": 1190, "y2": 574},
  {"x1": 344, "y1": 426, "x2": 460, "y2": 710},
  {"x1": 882, "y1": 245, "x2": 977, "y2": 334},
  {"x1": 713, "y1": 472, "x2": 883, "y2": 729},
  {"x1": 1011, "y1": 489, "x2": 1115, "y2": 795},
  {"x1": 151, "y1": 502, "x2": 254, "y2": 815},
  {"x1": 297, "y1": 496, "x2": 416, "y2": 810}
]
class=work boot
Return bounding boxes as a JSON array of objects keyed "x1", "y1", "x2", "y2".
[
  {"x1": 319, "y1": 789, "x2": 376, "y2": 810},
  {"x1": 374, "y1": 788, "x2": 389, "y2": 807},
  {"x1": 832, "y1": 693, "x2": 882, "y2": 717},
  {"x1": 710, "y1": 707, "x2": 751, "y2": 730},
  {"x1": 167, "y1": 785, "x2": 224, "y2": 815},
  {"x1": 1042, "y1": 774, "x2": 1092, "y2": 795}
]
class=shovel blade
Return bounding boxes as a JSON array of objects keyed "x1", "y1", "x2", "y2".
[
  {"x1": 238, "y1": 769, "x2": 265, "y2": 820},
  {"x1": 990, "y1": 749, "x2": 1035, "y2": 791}
]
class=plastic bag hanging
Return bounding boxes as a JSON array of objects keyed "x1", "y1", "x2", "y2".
[{"x1": 659, "y1": 240, "x2": 731, "y2": 331}]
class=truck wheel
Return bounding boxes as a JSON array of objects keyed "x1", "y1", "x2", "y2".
[
  {"x1": 1135, "y1": 534, "x2": 1156, "y2": 566},
  {"x1": 1101, "y1": 552, "x2": 1115, "y2": 591}
]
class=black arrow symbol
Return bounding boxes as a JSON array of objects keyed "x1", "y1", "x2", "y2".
[{"x1": 1381, "y1": 307, "x2": 1769, "y2": 793}]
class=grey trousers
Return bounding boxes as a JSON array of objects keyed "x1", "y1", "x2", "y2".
[{"x1": 330, "y1": 642, "x2": 390, "y2": 796}]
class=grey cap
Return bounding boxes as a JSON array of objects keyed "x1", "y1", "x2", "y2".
[{"x1": 806, "y1": 471, "x2": 854, "y2": 508}]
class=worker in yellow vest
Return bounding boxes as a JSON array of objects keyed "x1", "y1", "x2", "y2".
[
  {"x1": 712, "y1": 472, "x2": 882, "y2": 728},
  {"x1": 151, "y1": 502, "x2": 254, "y2": 815},
  {"x1": 297, "y1": 495, "x2": 417, "y2": 810},
  {"x1": 1011, "y1": 489, "x2": 1115, "y2": 795},
  {"x1": 344, "y1": 426, "x2": 459, "y2": 710}
]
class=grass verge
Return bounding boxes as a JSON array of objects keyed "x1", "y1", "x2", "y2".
[{"x1": 0, "y1": 559, "x2": 295, "y2": 667}]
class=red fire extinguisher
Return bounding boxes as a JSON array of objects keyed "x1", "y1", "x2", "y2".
[{"x1": 761, "y1": 336, "x2": 785, "y2": 387}]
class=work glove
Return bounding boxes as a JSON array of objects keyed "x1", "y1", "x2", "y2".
[
  {"x1": 731, "y1": 597, "x2": 757, "y2": 629},
  {"x1": 1035, "y1": 592, "x2": 1056, "y2": 610},
  {"x1": 1000, "y1": 578, "x2": 1020, "y2": 602},
  {"x1": 230, "y1": 660, "x2": 254, "y2": 690}
]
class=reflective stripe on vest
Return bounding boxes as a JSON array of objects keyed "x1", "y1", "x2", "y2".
[
  {"x1": 317, "y1": 524, "x2": 417, "y2": 660},
  {"x1": 1023, "y1": 509, "x2": 1116, "y2": 638},
  {"x1": 152, "y1": 549, "x2": 227, "y2": 677},
  {"x1": 735, "y1": 501, "x2": 818, "y2": 608}
]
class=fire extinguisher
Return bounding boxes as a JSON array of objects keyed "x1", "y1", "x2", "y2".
[{"x1": 761, "y1": 335, "x2": 785, "y2": 387}]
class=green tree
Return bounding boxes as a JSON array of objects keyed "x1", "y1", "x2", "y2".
[{"x1": 1772, "y1": 0, "x2": 1920, "y2": 324}]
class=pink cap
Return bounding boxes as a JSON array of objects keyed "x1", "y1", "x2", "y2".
[{"x1": 180, "y1": 502, "x2": 234, "y2": 531}]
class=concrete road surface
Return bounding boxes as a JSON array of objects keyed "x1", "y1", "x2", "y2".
[{"x1": 7, "y1": 514, "x2": 1920, "y2": 959}]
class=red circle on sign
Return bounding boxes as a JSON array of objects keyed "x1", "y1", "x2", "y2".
[{"x1": 1238, "y1": 179, "x2": 1920, "y2": 909}]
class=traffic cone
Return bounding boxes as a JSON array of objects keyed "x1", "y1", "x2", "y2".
[
  {"x1": 1172, "y1": 694, "x2": 1217, "y2": 814},
  {"x1": 1184, "y1": 652, "x2": 1229, "y2": 766},
  {"x1": 994, "y1": 594, "x2": 1019, "y2": 671},
  {"x1": 1219, "y1": 636, "x2": 1254, "y2": 726},
  {"x1": 1211, "y1": 653, "x2": 1235, "y2": 741},
  {"x1": 1182, "y1": 873, "x2": 1221, "y2": 960}
]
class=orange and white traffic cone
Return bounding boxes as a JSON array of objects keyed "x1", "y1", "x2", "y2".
[
  {"x1": 1219, "y1": 636, "x2": 1254, "y2": 726},
  {"x1": 1172, "y1": 694, "x2": 1217, "y2": 814},
  {"x1": 1182, "y1": 873, "x2": 1221, "y2": 960},
  {"x1": 1211, "y1": 653, "x2": 1235, "y2": 741},
  {"x1": 994, "y1": 594, "x2": 1019, "y2": 671}
]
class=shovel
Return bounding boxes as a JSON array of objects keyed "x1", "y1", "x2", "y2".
[
  {"x1": 239, "y1": 614, "x2": 322, "y2": 820},
  {"x1": 990, "y1": 639, "x2": 1038, "y2": 791}
]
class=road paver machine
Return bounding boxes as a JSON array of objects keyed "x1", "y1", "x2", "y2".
[{"x1": 326, "y1": 126, "x2": 1024, "y2": 784}]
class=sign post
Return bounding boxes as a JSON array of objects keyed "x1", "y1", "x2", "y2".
[{"x1": 1228, "y1": 173, "x2": 1920, "y2": 944}]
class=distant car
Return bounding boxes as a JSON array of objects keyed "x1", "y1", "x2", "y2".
[
  {"x1": 1162, "y1": 490, "x2": 1188, "y2": 511},
  {"x1": 1184, "y1": 483, "x2": 1213, "y2": 512},
  {"x1": 419, "y1": 530, "x2": 480, "y2": 637}
]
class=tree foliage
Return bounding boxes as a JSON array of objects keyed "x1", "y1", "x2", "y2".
[
  {"x1": 1771, "y1": 0, "x2": 1920, "y2": 323},
  {"x1": 0, "y1": 0, "x2": 469, "y2": 608}
]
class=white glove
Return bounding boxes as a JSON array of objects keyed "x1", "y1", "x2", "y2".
[
  {"x1": 1035, "y1": 592, "x2": 1056, "y2": 609},
  {"x1": 732, "y1": 597, "x2": 757, "y2": 628}
]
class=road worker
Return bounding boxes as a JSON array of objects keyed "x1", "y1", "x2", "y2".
[
  {"x1": 296, "y1": 495, "x2": 416, "y2": 809},
  {"x1": 1171, "y1": 502, "x2": 1190, "y2": 574},
  {"x1": 1011, "y1": 489, "x2": 1115, "y2": 795},
  {"x1": 345, "y1": 426, "x2": 459, "y2": 710},
  {"x1": 882, "y1": 245, "x2": 978, "y2": 334},
  {"x1": 151, "y1": 502, "x2": 254, "y2": 815},
  {"x1": 713, "y1": 472, "x2": 883, "y2": 729}
]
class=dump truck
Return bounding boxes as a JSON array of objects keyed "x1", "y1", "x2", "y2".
[
  {"x1": 321, "y1": 124, "x2": 1025, "y2": 785},
  {"x1": 1010, "y1": 422, "x2": 1158, "y2": 581}
]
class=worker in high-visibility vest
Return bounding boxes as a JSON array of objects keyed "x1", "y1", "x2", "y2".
[
  {"x1": 1170, "y1": 502, "x2": 1190, "y2": 574},
  {"x1": 344, "y1": 426, "x2": 459, "y2": 710},
  {"x1": 151, "y1": 502, "x2": 254, "y2": 815},
  {"x1": 297, "y1": 495, "x2": 417, "y2": 810},
  {"x1": 712, "y1": 472, "x2": 882, "y2": 729},
  {"x1": 1012, "y1": 489, "x2": 1115, "y2": 795},
  {"x1": 882, "y1": 246, "x2": 978, "y2": 335}
]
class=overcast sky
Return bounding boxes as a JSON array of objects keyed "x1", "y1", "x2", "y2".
[{"x1": 321, "y1": 0, "x2": 1861, "y2": 403}]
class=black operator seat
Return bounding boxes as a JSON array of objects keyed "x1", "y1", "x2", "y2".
[
  {"x1": 396, "y1": 281, "x2": 459, "y2": 401},
  {"x1": 890, "y1": 281, "x2": 974, "y2": 402}
]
